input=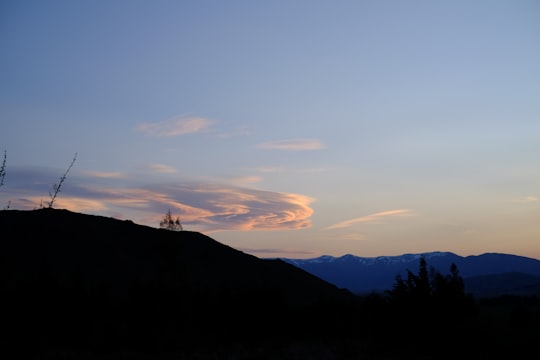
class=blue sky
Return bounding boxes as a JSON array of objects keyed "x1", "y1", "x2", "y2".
[{"x1": 1, "y1": 0, "x2": 539, "y2": 259}]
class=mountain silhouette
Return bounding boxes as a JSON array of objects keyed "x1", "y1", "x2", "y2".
[{"x1": 280, "y1": 252, "x2": 540, "y2": 297}]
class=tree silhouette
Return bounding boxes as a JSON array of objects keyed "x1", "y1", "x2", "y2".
[
  {"x1": 408, "y1": 256, "x2": 431, "y2": 303},
  {"x1": 382, "y1": 256, "x2": 477, "y2": 354},
  {"x1": 387, "y1": 256, "x2": 468, "y2": 308},
  {"x1": 159, "y1": 209, "x2": 183, "y2": 231},
  {"x1": 389, "y1": 273, "x2": 409, "y2": 303}
]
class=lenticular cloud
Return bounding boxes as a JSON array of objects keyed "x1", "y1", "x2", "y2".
[
  {"x1": 147, "y1": 183, "x2": 315, "y2": 231},
  {"x1": 0, "y1": 167, "x2": 315, "y2": 233},
  {"x1": 57, "y1": 181, "x2": 315, "y2": 232}
]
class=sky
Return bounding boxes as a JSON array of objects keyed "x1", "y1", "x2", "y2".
[{"x1": 1, "y1": 0, "x2": 539, "y2": 260}]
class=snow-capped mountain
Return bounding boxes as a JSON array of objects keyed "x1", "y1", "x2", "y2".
[{"x1": 279, "y1": 252, "x2": 540, "y2": 297}]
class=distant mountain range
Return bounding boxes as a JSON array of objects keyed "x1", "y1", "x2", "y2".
[{"x1": 279, "y1": 252, "x2": 540, "y2": 298}]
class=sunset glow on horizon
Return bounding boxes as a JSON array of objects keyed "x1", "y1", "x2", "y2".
[{"x1": 1, "y1": 0, "x2": 539, "y2": 260}]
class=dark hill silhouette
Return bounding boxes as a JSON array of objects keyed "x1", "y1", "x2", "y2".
[
  {"x1": 1, "y1": 208, "x2": 351, "y2": 305},
  {"x1": 0, "y1": 208, "x2": 354, "y2": 358},
  {"x1": 465, "y1": 272, "x2": 540, "y2": 298},
  {"x1": 2, "y1": 209, "x2": 538, "y2": 359}
]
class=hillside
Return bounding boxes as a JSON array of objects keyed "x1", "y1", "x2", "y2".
[
  {"x1": 0, "y1": 209, "x2": 354, "y2": 358},
  {"x1": 2, "y1": 209, "x2": 538, "y2": 359},
  {"x1": 1, "y1": 208, "x2": 351, "y2": 304}
]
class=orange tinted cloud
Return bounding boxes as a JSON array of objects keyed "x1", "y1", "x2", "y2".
[
  {"x1": 135, "y1": 116, "x2": 214, "y2": 137},
  {"x1": 325, "y1": 209, "x2": 415, "y2": 230},
  {"x1": 143, "y1": 163, "x2": 177, "y2": 173},
  {"x1": 238, "y1": 247, "x2": 318, "y2": 258},
  {"x1": 3, "y1": 167, "x2": 315, "y2": 233},
  {"x1": 48, "y1": 197, "x2": 107, "y2": 212},
  {"x1": 58, "y1": 183, "x2": 314, "y2": 232},
  {"x1": 229, "y1": 176, "x2": 263, "y2": 185},
  {"x1": 174, "y1": 184, "x2": 315, "y2": 231}
]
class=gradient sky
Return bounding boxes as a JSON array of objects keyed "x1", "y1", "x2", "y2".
[{"x1": 1, "y1": 0, "x2": 539, "y2": 260}]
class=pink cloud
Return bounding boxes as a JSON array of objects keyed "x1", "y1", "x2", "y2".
[
  {"x1": 143, "y1": 163, "x2": 177, "y2": 174},
  {"x1": 1, "y1": 167, "x2": 315, "y2": 233},
  {"x1": 325, "y1": 209, "x2": 416, "y2": 230}
]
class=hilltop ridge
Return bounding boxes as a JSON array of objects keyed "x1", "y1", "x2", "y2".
[
  {"x1": 1, "y1": 208, "x2": 352, "y2": 304},
  {"x1": 0, "y1": 209, "x2": 357, "y2": 358}
]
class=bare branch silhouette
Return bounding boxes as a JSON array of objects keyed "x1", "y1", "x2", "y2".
[
  {"x1": 0, "y1": 150, "x2": 6, "y2": 188},
  {"x1": 48, "y1": 152, "x2": 77, "y2": 208}
]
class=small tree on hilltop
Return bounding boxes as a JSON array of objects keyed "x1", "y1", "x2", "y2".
[{"x1": 159, "y1": 209, "x2": 183, "y2": 231}]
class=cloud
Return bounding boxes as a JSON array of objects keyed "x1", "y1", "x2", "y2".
[
  {"x1": 229, "y1": 176, "x2": 263, "y2": 184},
  {"x1": 254, "y1": 166, "x2": 285, "y2": 173},
  {"x1": 252, "y1": 166, "x2": 330, "y2": 175},
  {"x1": 143, "y1": 163, "x2": 177, "y2": 174},
  {"x1": 0, "y1": 167, "x2": 315, "y2": 233},
  {"x1": 238, "y1": 247, "x2": 318, "y2": 258},
  {"x1": 166, "y1": 183, "x2": 315, "y2": 231},
  {"x1": 135, "y1": 116, "x2": 214, "y2": 137},
  {"x1": 45, "y1": 197, "x2": 108, "y2": 212},
  {"x1": 512, "y1": 196, "x2": 539, "y2": 203},
  {"x1": 339, "y1": 233, "x2": 368, "y2": 241},
  {"x1": 257, "y1": 139, "x2": 326, "y2": 150},
  {"x1": 83, "y1": 171, "x2": 128, "y2": 179},
  {"x1": 325, "y1": 209, "x2": 415, "y2": 230}
]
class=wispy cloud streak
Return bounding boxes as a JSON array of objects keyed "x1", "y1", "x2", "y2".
[
  {"x1": 142, "y1": 163, "x2": 177, "y2": 174},
  {"x1": 257, "y1": 139, "x2": 326, "y2": 150},
  {"x1": 135, "y1": 117, "x2": 214, "y2": 137},
  {"x1": 325, "y1": 209, "x2": 415, "y2": 230},
  {"x1": 83, "y1": 171, "x2": 128, "y2": 179},
  {"x1": 512, "y1": 196, "x2": 538, "y2": 203},
  {"x1": 238, "y1": 247, "x2": 317, "y2": 258}
]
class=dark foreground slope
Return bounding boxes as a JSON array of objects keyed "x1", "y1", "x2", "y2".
[
  {"x1": 0, "y1": 209, "x2": 355, "y2": 358},
  {"x1": 1, "y1": 209, "x2": 351, "y2": 305},
  {"x1": 2, "y1": 209, "x2": 539, "y2": 359}
]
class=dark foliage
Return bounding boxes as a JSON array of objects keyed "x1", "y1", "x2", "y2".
[
  {"x1": 159, "y1": 209, "x2": 183, "y2": 231},
  {"x1": 385, "y1": 256, "x2": 474, "y2": 312}
]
